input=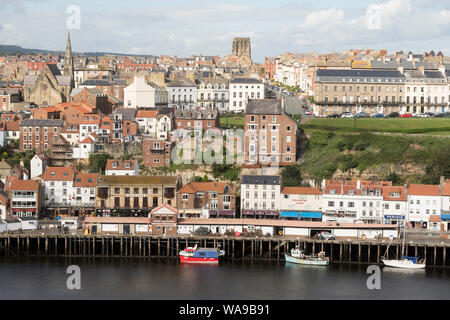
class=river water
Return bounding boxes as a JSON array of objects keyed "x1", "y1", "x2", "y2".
[{"x1": 0, "y1": 257, "x2": 448, "y2": 300}]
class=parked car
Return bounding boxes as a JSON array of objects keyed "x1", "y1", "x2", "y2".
[
  {"x1": 372, "y1": 113, "x2": 385, "y2": 118},
  {"x1": 399, "y1": 113, "x2": 413, "y2": 118},
  {"x1": 416, "y1": 113, "x2": 430, "y2": 118},
  {"x1": 328, "y1": 113, "x2": 341, "y2": 118},
  {"x1": 387, "y1": 112, "x2": 399, "y2": 118},
  {"x1": 305, "y1": 111, "x2": 312, "y2": 115},
  {"x1": 355, "y1": 112, "x2": 370, "y2": 118},
  {"x1": 317, "y1": 231, "x2": 336, "y2": 240},
  {"x1": 434, "y1": 112, "x2": 450, "y2": 118},
  {"x1": 425, "y1": 112, "x2": 435, "y2": 117},
  {"x1": 341, "y1": 112, "x2": 354, "y2": 118}
]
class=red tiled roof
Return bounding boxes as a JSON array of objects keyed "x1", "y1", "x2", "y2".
[
  {"x1": 5, "y1": 177, "x2": 40, "y2": 191},
  {"x1": 136, "y1": 110, "x2": 158, "y2": 118},
  {"x1": 74, "y1": 173, "x2": 99, "y2": 188},
  {"x1": 43, "y1": 166, "x2": 75, "y2": 181},
  {"x1": 443, "y1": 180, "x2": 450, "y2": 196},
  {"x1": 382, "y1": 186, "x2": 407, "y2": 201},
  {"x1": 80, "y1": 137, "x2": 94, "y2": 144},
  {"x1": 281, "y1": 187, "x2": 321, "y2": 195},
  {"x1": 407, "y1": 184, "x2": 440, "y2": 196},
  {"x1": 105, "y1": 159, "x2": 136, "y2": 171},
  {"x1": 150, "y1": 203, "x2": 179, "y2": 214},
  {"x1": 84, "y1": 217, "x2": 150, "y2": 224},
  {"x1": 178, "y1": 182, "x2": 234, "y2": 194}
]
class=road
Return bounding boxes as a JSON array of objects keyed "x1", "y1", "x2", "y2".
[{"x1": 267, "y1": 87, "x2": 312, "y2": 120}]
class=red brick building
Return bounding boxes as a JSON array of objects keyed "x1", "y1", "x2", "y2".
[
  {"x1": 19, "y1": 119, "x2": 64, "y2": 153},
  {"x1": 142, "y1": 139, "x2": 173, "y2": 168},
  {"x1": 244, "y1": 99, "x2": 297, "y2": 166},
  {"x1": 174, "y1": 109, "x2": 220, "y2": 131},
  {"x1": 177, "y1": 182, "x2": 236, "y2": 218},
  {"x1": 149, "y1": 203, "x2": 178, "y2": 236}
]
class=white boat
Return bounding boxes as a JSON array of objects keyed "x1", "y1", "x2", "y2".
[
  {"x1": 381, "y1": 219, "x2": 426, "y2": 269},
  {"x1": 284, "y1": 248, "x2": 329, "y2": 266},
  {"x1": 381, "y1": 257, "x2": 426, "y2": 269}
]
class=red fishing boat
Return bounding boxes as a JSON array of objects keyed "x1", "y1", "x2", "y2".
[{"x1": 179, "y1": 244, "x2": 225, "y2": 264}]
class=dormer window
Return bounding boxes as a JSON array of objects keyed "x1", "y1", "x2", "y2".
[
  {"x1": 125, "y1": 163, "x2": 131, "y2": 168},
  {"x1": 330, "y1": 189, "x2": 336, "y2": 194},
  {"x1": 112, "y1": 162, "x2": 118, "y2": 168}
]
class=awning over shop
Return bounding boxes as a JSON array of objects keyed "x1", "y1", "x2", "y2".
[
  {"x1": 441, "y1": 214, "x2": 450, "y2": 221},
  {"x1": 281, "y1": 211, "x2": 300, "y2": 218},
  {"x1": 300, "y1": 212, "x2": 322, "y2": 219},
  {"x1": 219, "y1": 211, "x2": 235, "y2": 216}
]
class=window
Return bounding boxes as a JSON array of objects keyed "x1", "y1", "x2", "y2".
[{"x1": 328, "y1": 201, "x2": 334, "y2": 207}]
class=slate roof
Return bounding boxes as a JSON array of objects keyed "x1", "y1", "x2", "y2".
[
  {"x1": 20, "y1": 119, "x2": 64, "y2": 127},
  {"x1": 246, "y1": 99, "x2": 282, "y2": 115},
  {"x1": 230, "y1": 78, "x2": 262, "y2": 84},
  {"x1": 241, "y1": 175, "x2": 281, "y2": 185},
  {"x1": 316, "y1": 69, "x2": 405, "y2": 79}
]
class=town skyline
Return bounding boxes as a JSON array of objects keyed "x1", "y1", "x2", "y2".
[{"x1": 0, "y1": 0, "x2": 449, "y2": 62}]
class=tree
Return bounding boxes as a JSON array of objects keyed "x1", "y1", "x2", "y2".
[
  {"x1": 423, "y1": 149, "x2": 450, "y2": 184},
  {"x1": 282, "y1": 164, "x2": 302, "y2": 187},
  {"x1": 89, "y1": 153, "x2": 113, "y2": 174},
  {"x1": 385, "y1": 171, "x2": 402, "y2": 186}
]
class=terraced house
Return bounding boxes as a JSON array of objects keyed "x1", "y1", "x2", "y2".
[
  {"x1": 314, "y1": 69, "x2": 406, "y2": 116},
  {"x1": 95, "y1": 175, "x2": 179, "y2": 217},
  {"x1": 177, "y1": 182, "x2": 235, "y2": 219}
]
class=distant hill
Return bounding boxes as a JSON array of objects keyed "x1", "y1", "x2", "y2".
[
  {"x1": 0, "y1": 44, "x2": 62, "y2": 56},
  {"x1": 0, "y1": 44, "x2": 154, "y2": 58}
]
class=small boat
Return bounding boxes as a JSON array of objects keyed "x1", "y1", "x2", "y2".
[
  {"x1": 381, "y1": 219, "x2": 426, "y2": 269},
  {"x1": 284, "y1": 247, "x2": 330, "y2": 266},
  {"x1": 179, "y1": 244, "x2": 225, "y2": 264},
  {"x1": 381, "y1": 256, "x2": 426, "y2": 269}
]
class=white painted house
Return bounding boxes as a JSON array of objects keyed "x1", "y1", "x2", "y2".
[
  {"x1": 279, "y1": 187, "x2": 322, "y2": 221},
  {"x1": 30, "y1": 153, "x2": 50, "y2": 179},
  {"x1": 124, "y1": 76, "x2": 156, "y2": 109},
  {"x1": 240, "y1": 175, "x2": 281, "y2": 219},
  {"x1": 229, "y1": 78, "x2": 264, "y2": 113},
  {"x1": 42, "y1": 166, "x2": 75, "y2": 207},
  {"x1": 105, "y1": 159, "x2": 138, "y2": 176},
  {"x1": 407, "y1": 184, "x2": 442, "y2": 229}
]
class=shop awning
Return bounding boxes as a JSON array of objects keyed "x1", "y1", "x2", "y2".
[
  {"x1": 281, "y1": 211, "x2": 300, "y2": 218},
  {"x1": 300, "y1": 212, "x2": 322, "y2": 219},
  {"x1": 441, "y1": 214, "x2": 450, "y2": 221}
]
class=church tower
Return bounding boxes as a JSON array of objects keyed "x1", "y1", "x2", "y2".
[{"x1": 63, "y1": 32, "x2": 74, "y2": 88}]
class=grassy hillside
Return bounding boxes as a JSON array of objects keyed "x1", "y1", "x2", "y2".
[
  {"x1": 302, "y1": 118, "x2": 450, "y2": 134},
  {"x1": 300, "y1": 127, "x2": 450, "y2": 185}
]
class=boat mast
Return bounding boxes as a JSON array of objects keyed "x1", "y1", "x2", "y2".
[{"x1": 401, "y1": 215, "x2": 407, "y2": 257}]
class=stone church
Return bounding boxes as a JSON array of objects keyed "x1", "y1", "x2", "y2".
[
  {"x1": 232, "y1": 37, "x2": 252, "y2": 67},
  {"x1": 23, "y1": 33, "x2": 74, "y2": 107}
]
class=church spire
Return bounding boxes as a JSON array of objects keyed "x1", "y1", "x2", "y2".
[{"x1": 63, "y1": 32, "x2": 74, "y2": 87}]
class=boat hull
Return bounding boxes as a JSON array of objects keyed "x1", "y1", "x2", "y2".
[
  {"x1": 284, "y1": 254, "x2": 329, "y2": 266},
  {"x1": 179, "y1": 255, "x2": 219, "y2": 264},
  {"x1": 381, "y1": 259, "x2": 426, "y2": 269}
]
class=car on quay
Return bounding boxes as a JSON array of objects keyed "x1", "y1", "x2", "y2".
[
  {"x1": 355, "y1": 112, "x2": 370, "y2": 118},
  {"x1": 387, "y1": 112, "x2": 399, "y2": 118},
  {"x1": 317, "y1": 231, "x2": 336, "y2": 240},
  {"x1": 434, "y1": 112, "x2": 450, "y2": 118}
]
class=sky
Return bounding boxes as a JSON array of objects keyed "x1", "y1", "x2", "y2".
[{"x1": 0, "y1": 0, "x2": 449, "y2": 63}]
